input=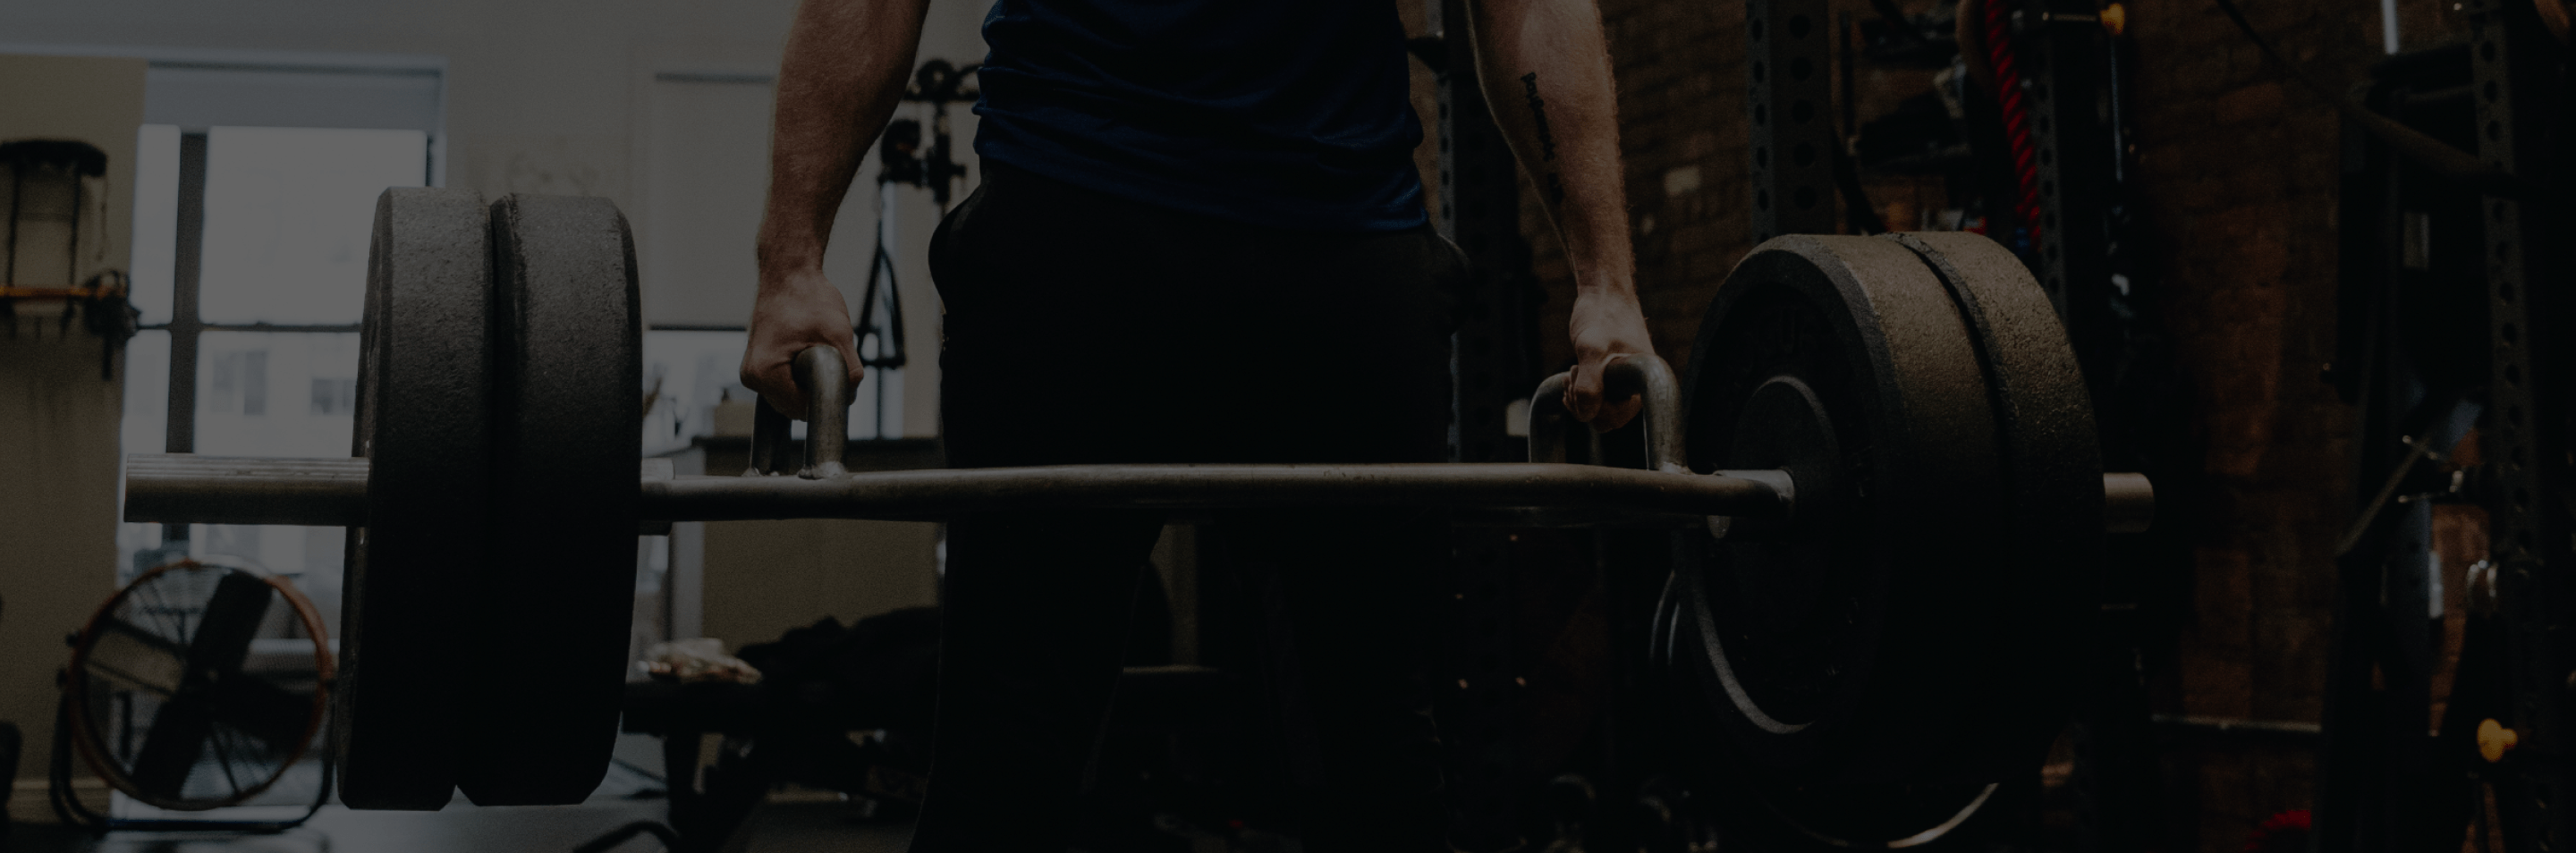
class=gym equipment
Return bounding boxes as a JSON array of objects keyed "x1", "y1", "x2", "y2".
[
  {"x1": 58, "y1": 560, "x2": 333, "y2": 817},
  {"x1": 462, "y1": 193, "x2": 643, "y2": 807},
  {"x1": 116, "y1": 190, "x2": 2153, "y2": 805},
  {"x1": 337, "y1": 186, "x2": 491, "y2": 810},
  {"x1": 1659, "y1": 232, "x2": 2106, "y2": 783}
]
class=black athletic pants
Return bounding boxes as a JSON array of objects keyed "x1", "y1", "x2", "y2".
[{"x1": 915, "y1": 163, "x2": 1459, "y2": 853}]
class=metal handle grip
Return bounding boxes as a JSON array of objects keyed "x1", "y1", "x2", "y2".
[
  {"x1": 1526, "y1": 353, "x2": 1686, "y2": 473},
  {"x1": 748, "y1": 346, "x2": 853, "y2": 478}
]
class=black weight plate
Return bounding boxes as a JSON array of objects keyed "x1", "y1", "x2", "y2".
[
  {"x1": 1674, "y1": 234, "x2": 2004, "y2": 782},
  {"x1": 1715, "y1": 778, "x2": 2007, "y2": 850},
  {"x1": 459, "y1": 194, "x2": 642, "y2": 806},
  {"x1": 338, "y1": 187, "x2": 492, "y2": 810},
  {"x1": 1884, "y1": 232, "x2": 2102, "y2": 777}
]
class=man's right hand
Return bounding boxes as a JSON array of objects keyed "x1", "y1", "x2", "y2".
[{"x1": 740, "y1": 268, "x2": 867, "y2": 419}]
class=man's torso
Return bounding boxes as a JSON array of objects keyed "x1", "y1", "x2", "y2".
[{"x1": 971, "y1": 0, "x2": 1428, "y2": 232}]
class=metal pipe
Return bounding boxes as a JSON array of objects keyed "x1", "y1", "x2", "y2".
[
  {"x1": 123, "y1": 454, "x2": 1788, "y2": 526},
  {"x1": 748, "y1": 400, "x2": 790, "y2": 476},
  {"x1": 793, "y1": 346, "x2": 850, "y2": 478},
  {"x1": 122, "y1": 453, "x2": 2160, "y2": 533},
  {"x1": 2104, "y1": 471, "x2": 2155, "y2": 534},
  {"x1": 1528, "y1": 371, "x2": 1573, "y2": 464},
  {"x1": 123, "y1": 454, "x2": 371, "y2": 527},
  {"x1": 642, "y1": 463, "x2": 1787, "y2": 521},
  {"x1": 1526, "y1": 353, "x2": 1687, "y2": 473},
  {"x1": 2150, "y1": 714, "x2": 2323, "y2": 739}
]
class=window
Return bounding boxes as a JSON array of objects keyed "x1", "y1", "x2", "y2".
[
  {"x1": 117, "y1": 60, "x2": 441, "y2": 648},
  {"x1": 121, "y1": 127, "x2": 423, "y2": 625}
]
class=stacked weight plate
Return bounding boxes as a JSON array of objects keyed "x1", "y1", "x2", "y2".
[
  {"x1": 463, "y1": 195, "x2": 643, "y2": 806},
  {"x1": 335, "y1": 189, "x2": 643, "y2": 809},
  {"x1": 1667, "y1": 231, "x2": 2102, "y2": 792},
  {"x1": 1885, "y1": 231, "x2": 2103, "y2": 780},
  {"x1": 338, "y1": 188, "x2": 495, "y2": 809}
]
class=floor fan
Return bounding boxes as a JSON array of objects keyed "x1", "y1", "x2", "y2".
[{"x1": 52, "y1": 558, "x2": 335, "y2": 833}]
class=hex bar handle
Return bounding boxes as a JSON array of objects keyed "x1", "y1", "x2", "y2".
[
  {"x1": 794, "y1": 347, "x2": 850, "y2": 478},
  {"x1": 747, "y1": 346, "x2": 854, "y2": 478},
  {"x1": 749, "y1": 399, "x2": 790, "y2": 476},
  {"x1": 2104, "y1": 472, "x2": 2155, "y2": 534},
  {"x1": 1528, "y1": 353, "x2": 1686, "y2": 473}
]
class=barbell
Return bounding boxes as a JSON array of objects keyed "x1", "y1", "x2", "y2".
[{"x1": 121, "y1": 188, "x2": 2152, "y2": 807}]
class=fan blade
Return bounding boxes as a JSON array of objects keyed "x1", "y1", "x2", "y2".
[
  {"x1": 86, "y1": 619, "x2": 190, "y2": 697},
  {"x1": 127, "y1": 695, "x2": 216, "y2": 798},
  {"x1": 123, "y1": 573, "x2": 274, "y2": 798},
  {"x1": 207, "y1": 674, "x2": 313, "y2": 748}
]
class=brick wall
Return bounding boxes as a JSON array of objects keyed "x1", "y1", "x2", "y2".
[
  {"x1": 2126, "y1": 0, "x2": 2477, "y2": 849},
  {"x1": 1412, "y1": 0, "x2": 2491, "y2": 848},
  {"x1": 1567, "y1": 0, "x2": 1752, "y2": 372}
]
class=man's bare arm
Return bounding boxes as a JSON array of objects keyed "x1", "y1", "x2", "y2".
[
  {"x1": 741, "y1": 0, "x2": 933, "y2": 418},
  {"x1": 1464, "y1": 0, "x2": 1652, "y2": 429}
]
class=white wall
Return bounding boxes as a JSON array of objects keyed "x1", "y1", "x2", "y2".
[
  {"x1": 0, "y1": 55, "x2": 144, "y2": 787},
  {"x1": 0, "y1": 0, "x2": 991, "y2": 785}
]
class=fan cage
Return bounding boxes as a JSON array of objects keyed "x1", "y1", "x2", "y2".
[{"x1": 64, "y1": 558, "x2": 335, "y2": 812}]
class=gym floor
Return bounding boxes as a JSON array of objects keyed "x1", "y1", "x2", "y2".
[
  {"x1": 11, "y1": 802, "x2": 911, "y2": 853},
  {"x1": 11, "y1": 735, "x2": 914, "y2": 853}
]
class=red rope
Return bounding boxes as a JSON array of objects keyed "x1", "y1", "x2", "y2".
[{"x1": 1981, "y1": 0, "x2": 2046, "y2": 248}]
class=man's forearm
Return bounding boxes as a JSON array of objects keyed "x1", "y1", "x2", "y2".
[
  {"x1": 1464, "y1": 0, "x2": 1635, "y2": 296},
  {"x1": 756, "y1": 0, "x2": 933, "y2": 283}
]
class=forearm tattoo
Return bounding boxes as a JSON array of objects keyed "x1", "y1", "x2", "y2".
[{"x1": 1519, "y1": 72, "x2": 1566, "y2": 207}]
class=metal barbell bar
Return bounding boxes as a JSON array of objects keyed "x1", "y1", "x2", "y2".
[{"x1": 124, "y1": 350, "x2": 2154, "y2": 532}]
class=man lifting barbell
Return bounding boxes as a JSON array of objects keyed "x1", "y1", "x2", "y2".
[
  {"x1": 111, "y1": 0, "x2": 2154, "y2": 823},
  {"x1": 117, "y1": 165, "x2": 2154, "y2": 829},
  {"x1": 735, "y1": 0, "x2": 1653, "y2": 849}
]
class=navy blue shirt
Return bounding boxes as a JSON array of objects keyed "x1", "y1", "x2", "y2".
[{"x1": 972, "y1": 0, "x2": 1428, "y2": 232}]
